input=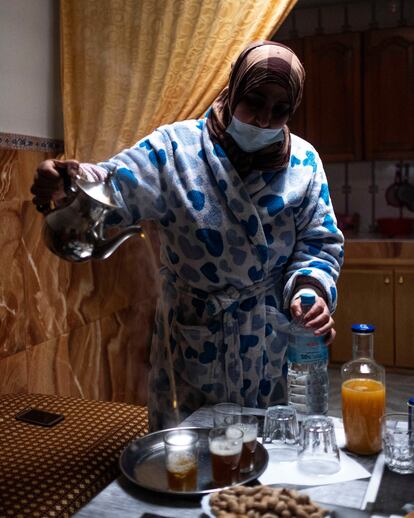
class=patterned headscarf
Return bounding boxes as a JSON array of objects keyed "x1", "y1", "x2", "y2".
[{"x1": 206, "y1": 40, "x2": 305, "y2": 177}]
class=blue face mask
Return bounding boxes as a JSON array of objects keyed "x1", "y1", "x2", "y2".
[{"x1": 225, "y1": 116, "x2": 284, "y2": 152}]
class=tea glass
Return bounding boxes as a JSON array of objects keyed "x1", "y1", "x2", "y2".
[
  {"x1": 382, "y1": 412, "x2": 414, "y2": 474},
  {"x1": 213, "y1": 402, "x2": 242, "y2": 426},
  {"x1": 233, "y1": 415, "x2": 259, "y2": 473},
  {"x1": 163, "y1": 430, "x2": 199, "y2": 491},
  {"x1": 208, "y1": 425, "x2": 244, "y2": 486},
  {"x1": 298, "y1": 415, "x2": 340, "y2": 475},
  {"x1": 262, "y1": 405, "x2": 300, "y2": 461}
]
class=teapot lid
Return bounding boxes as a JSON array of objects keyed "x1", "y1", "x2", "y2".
[{"x1": 75, "y1": 175, "x2": 123, "y2": 209}]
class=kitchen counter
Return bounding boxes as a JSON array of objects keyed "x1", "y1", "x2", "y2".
[
  {"x1": 345, "y1": 233, "x2": 414, "y2": 241},
  {"x1": 342, "y1": 239, "x2": 414, "y2": 266}
]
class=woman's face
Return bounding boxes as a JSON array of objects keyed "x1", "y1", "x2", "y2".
[{"x1": 233, "y1": 83, "x2": 290, "y2": 129}]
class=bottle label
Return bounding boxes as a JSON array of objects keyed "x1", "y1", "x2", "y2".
[{"x1": 287, "y1": 335, "x2": 328, "y2": 364}]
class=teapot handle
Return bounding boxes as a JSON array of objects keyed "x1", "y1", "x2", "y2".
[{"x1": 36, "y1": 165, "x2": 77, "y2": 215}]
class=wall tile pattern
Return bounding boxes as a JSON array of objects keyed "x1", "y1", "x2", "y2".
[
  {"x1": 0, "y1": 149, "x2": 157, "y2": 405},
  {"x1": 328, "y1": 161, "x2": 414, "y2": 234}
]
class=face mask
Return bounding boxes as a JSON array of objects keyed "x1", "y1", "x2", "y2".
[{"x1": 225, "y1": 116, "x2": 284, "y2": 152}]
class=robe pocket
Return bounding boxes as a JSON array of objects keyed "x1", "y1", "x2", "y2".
[
  {"x1": 263, "y1": 306, "x2": 290, "y2": 380},
  {"x1": 171, "y1": 318, "x2": 223, "y2": 390}
]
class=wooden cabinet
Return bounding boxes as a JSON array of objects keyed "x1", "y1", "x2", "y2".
[
  {"x1": 331, "y1": 242, "x2": 414, "y2": 370},
  {"x1": 304, "y1": 32, "x2": 362, "y2": 162},
  {"x1": 283, "y1": 27, "x2": 414, "y2": 162},
  {"x1": 331, "y1": 268, "x2": 394, "y2": 366},
  {"x1": 364, "y1": 28, "x2": 414, "y2": 160},
  {"x1": 395, "y1": 269, "x2": 414, "y2": 368}
]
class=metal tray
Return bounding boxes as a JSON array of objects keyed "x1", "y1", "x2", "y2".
[{"x1": 119, "y1": 426, "x2": 269, "y2": 496}]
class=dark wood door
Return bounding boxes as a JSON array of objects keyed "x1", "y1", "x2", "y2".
[
  {"x1": 364, "y1": 28, "x2": 414, "y2": 160},
  {"x1": 304, "y1": 32, "x2": 362, "y2": 163}
]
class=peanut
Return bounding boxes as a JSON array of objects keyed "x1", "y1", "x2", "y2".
[
  {"x1": 287, "y1": 499, "x2": 298, "y2": 514},
  {"x1": 209, "y1": 485, "x2": 329, "y2": 518}
]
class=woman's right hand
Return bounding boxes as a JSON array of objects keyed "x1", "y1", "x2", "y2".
[{"x1": 31, "y1": 159, "x2": 80, "y2": 211}]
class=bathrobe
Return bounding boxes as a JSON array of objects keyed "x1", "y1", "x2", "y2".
[{"x1": 98, "y1": 118, "x2": 344, "y2": 430}]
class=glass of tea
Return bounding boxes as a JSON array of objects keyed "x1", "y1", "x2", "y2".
[
  {"x1": 163, "y1": 429, "x2": 198, "y2": 491},
  {"x1": 233, "y1": 415, "x2": 258, "y2": 474},
  {"x1": 208, "y1": 425, "x2": 244, "y2": 486}
]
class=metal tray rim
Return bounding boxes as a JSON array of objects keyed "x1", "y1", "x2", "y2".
[{"x1": 119, "y1": 426, "x2": 269, "y2": 496}]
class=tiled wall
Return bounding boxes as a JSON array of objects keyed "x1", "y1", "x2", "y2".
[
  {"x1": 0, "y1": 147, "x2": 157, "y2": 405},
  {"x1": 277, "y1": 0, "x2": 414, "y2": 235},
  {"x1": 328, "y1": 161, "x2": 414, "y2": 234}
]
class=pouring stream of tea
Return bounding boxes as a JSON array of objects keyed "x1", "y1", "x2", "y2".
[{"x1": 139, "y1": 228, "x2": 180, "y2": 427}]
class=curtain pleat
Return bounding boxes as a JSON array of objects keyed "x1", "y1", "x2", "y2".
[{"x1": 60, "y1": 0, "x2": 297, "y2": 162}]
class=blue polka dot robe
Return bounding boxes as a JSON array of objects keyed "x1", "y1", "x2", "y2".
[{"x1": 98, "y1": 118, "x2": 344, "y2": 430}]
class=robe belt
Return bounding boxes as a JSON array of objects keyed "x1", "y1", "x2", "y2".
[
  {"x1": 161, "y1": 267, "x2": 283, "y2": 317},
  {"x1": 160, "y1": 267, "x2": 286, "y2": 402}
]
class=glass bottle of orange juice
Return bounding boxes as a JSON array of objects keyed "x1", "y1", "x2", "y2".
[{"x1": 341, "y1": 324, "x2": 385, "y2": 455}]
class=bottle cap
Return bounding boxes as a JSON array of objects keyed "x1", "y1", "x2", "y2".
[
  {"x1": 300, "y1": 294, "x2": 316, "y2": 305},
  {"x1": 408, "y1": 396, "x2": 414, "y2": 406},
  {"x1": 351, "y1": 323, "x2": 375, "y2": 333}
]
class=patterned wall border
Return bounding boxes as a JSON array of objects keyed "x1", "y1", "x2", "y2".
[{"x1": 0, "y1": 132, "x2": 64, "y2": 153}]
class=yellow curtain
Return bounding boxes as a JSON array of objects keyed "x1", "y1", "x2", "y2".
[{"x1": 60, "y1": 0, "x2": 296, "y2": 162}]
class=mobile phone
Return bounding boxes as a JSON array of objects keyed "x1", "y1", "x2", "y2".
[{"x1": 15, "y1": 407, "x2": 64, "y2": 427}]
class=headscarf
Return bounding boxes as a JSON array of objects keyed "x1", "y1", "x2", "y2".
[{"x1": 206, "y1": 40, "x2": 305, "y2": 177}]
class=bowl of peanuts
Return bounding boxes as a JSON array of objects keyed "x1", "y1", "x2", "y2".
[{"x1": 201, "y1": 485, "x2": 331, "y2": 518}]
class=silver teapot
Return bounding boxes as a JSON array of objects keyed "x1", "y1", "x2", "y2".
[{"x1": 41, "y1": 167, "x2": 142, "y2": 262}]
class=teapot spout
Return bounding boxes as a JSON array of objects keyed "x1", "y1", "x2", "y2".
[{"x1": 92, "y1": 226, "x2": 143, "y2": 260}]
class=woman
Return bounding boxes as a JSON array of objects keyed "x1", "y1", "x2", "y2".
[{"x1": 31, "y1": 41, "x2": 344, "y2": 431}]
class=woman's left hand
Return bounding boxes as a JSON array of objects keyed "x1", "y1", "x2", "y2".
[{"x1": 290, "y1": 296, "x2": 336, "y2": 345}]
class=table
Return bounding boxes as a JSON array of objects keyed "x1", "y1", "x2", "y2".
[{"x1": 74, "y1": 406, "x2": 381, "y2": 518}]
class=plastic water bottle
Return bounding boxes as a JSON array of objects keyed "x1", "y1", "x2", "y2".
[
  {"x1": 408, "y1": 396, "x2": 414, "y2": 435},
  {"x1": 287, "y1": 294, "x2": 329, "y2": 419}
]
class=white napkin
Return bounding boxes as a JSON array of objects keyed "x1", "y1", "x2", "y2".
[
  {"x1": 259, "y1": 448, "x2": 370, "y2": 486},
  {"x1": 259, "y1": 417, "x2": 370, "y2": 486}
]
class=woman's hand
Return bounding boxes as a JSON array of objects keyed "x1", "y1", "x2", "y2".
[
  {"x1": 290, "y1": 296, "x2": 336, "y2": 345},
  {"x1": 31, "y1": 159, "x2": 80, "y2": 211}
]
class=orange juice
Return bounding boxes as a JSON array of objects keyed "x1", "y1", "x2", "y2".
[{"x1": 342, "y1": 378, "x2": 385, "y2": 455}]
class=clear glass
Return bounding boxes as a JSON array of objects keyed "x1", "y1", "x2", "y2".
[
  {"x1": 382, "y1": 413, "x2": 414, "y2": 474},
  {"x1": 213, "y1": 402, "x2": 242, "y2": 427},
  {"x1": 262, "y1": 405, "x2": 299, "y2": 461},
  {"x1": 341, "y1": 329, "x2": 386, "y2": 455},
  {"x1": 163, "y1": 430, "x2": 198, "y2": 491},
  {"x1": 342, "y1": 330, "x2": 385, "y2": 382},
  {"x1": 298, "y1": 415, "x2": 340, "y2": 475}
]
